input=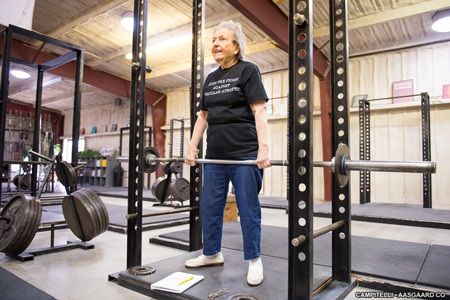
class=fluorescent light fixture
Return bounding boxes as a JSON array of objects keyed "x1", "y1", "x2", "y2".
[
  {"x1": 125, "y1": 34, "x2": 192, "y2": 60},
  {"x1": 120, "y1": 11, "x2": 134, "y2": 32},
  {"x1": 31, "y1": 77, "x2": 63, "y2": 90},
  {"x1": 148, "y1": 34, "x2": 192, "y2": 52},
  {"x1": 11, "y1": 68, "x2": 31, "y2": 79},
  {"x1": 432, "y1": 9, "x2": 450, "y2": 33}
]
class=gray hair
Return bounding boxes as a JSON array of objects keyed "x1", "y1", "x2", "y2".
[{"x1": 214, "y1": 20, "x2": 247, "y2": 60}]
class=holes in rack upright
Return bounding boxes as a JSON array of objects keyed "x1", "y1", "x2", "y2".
[
  {"x1": 298, "y1": 114, "x2": 307, "y2": 125},
  {"x1": 297, "y1": 1, "x2": 307, "y2": 11},
  {"x1": 298, "y1": 252, "x2": 306, "y2": 261},
  {"x1": 298, "y1": 33, "x2": 307, "y2": 43},
  {"x1": 298, "y1": 49, "x2": 307, "y2": 59},
  {"x1": 299, "y1": 200, "x2": 306, "y2": 210},
  {"x1": 298, "y1": 149, "x2": 306, "y2": 158}
]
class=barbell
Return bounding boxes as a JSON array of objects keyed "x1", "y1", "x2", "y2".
[{"x1": 118, "y1": 143, "x2": 436, "y2": 188}]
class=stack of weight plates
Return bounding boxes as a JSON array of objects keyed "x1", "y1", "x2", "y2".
[
  {"x1": 62, "y1": 188, "x2": 109, "y2": 241},
  {"x1": 0, "y1": 193, "x2": 42, "y2": 255}
]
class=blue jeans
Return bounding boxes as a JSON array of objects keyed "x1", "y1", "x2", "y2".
[{"x1": 201, "y1": 162, "x2": 263, "y2": 260}]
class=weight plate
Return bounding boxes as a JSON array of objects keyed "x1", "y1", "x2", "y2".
[
  {"x1": 77, "y1": 189, "x2": 105, "y2": 237},
  {"x1": 170, "y1": 162, "x2": 183, "y2": 174},
  {"x1": 93, "y1": 190, "x2": 109, "y2": 233},
  {"x1": 163, "y1": 162, "x2": 171, "y2": 175},
  {"x1": 0, "y1": 194, "x2": 42, "y2": 255},
  {"x1": 13, "y1": 174, "x2": 31, "y2": 189},
  {"x1": 151, "y1": 176, "x2": 170, "y2": 202},
  {"x1": 56, "y1": 161, "x2": 77, "y2": 189},
  {"x1": 62, "y1": 194, "x2": 97, "y2": 241},
  {"x1": 4, "y1": 196, "x2": 41, "y2": 255},
  {"x1": 127, "y1": 265, "x2": 156, "y2": 276},
  {"x1": 335, "y1": 143, "x2": 350, "y2": 188},
  {"x1": 74, "y1": 189, "x2": 103, "y2": 237},
  {"x1": 6, "y1": 198, "x2": 39, "y2": 255},
  {"x1": 81, "y1": 188, "x2": 109, "y2": 234},
  {"x1": 228, "y1": 295, "x2": 260, "y2": 300},
  {"x1": 66, "y1": 161, "x2": 77, "y2": 187},
  {"x1": 143, "y1": 146, "x2": 160, "y2": 174},
  {"x1": 83, "y1": 188, "x2": 109, "y2": 233},
  {"x1": 0, "y1": 194, "x2": 33, "y2": 253},
  {"x1": 170, "y1": 177, "x2": 190, "y2": 202},
  {"x1": 71, "y1": 191, "x2": 100, "y2": 240}
]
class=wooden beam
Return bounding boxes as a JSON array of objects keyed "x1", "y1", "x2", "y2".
[
  {"x1": 0, "y1": 36, "x2": 164, "y2": 105},
  {"x1": 226, "y1": 0, "x2": 330, "y2": 79}
]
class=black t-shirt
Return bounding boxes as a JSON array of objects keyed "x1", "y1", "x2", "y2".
[{"x1": 200, "y1": 60, "x2": 268, "y2": 159}]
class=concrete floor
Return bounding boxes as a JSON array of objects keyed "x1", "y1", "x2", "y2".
[{"x1": 1, "y1": 194, "x2": 450, "y2": 300}]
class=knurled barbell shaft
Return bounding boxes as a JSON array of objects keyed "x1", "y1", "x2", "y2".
[{"x1": 144, "y1": 156, "x2": 289, "y2": 166}]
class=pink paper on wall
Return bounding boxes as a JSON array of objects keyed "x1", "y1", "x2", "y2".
[
  {"x1": 392, "y1": 79, "x2": 414, "y2": 103},
  {"x1": 443, "y1": 84, "x2": 450, "y2": 99}
]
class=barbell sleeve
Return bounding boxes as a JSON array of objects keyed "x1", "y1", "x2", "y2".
[
  {"x1": 313, "y1": 161, "x2": 333, "y2": 168},
  {"x1": 343, "y1": 160, "x2": 436, "y2": 174}
]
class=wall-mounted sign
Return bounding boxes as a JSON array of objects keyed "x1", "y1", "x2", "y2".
[
  {"x1": 443, "y1": 84, "x2": 450, "y2": 99},
  {"x1": 392, "y1": 79, "x2": 414, "y2": 103}
]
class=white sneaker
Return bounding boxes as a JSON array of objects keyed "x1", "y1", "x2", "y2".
[
  {"x1": 247, "y1": 257, "x2": 264, "y2": 286},
  {"x1": 185, "y1": 252, "x2": 224, "y2": 268}
]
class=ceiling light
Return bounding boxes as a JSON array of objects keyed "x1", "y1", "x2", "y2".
[
  {"x1": 31, "y1": 77, "x2": 63, "y2": 90},
  {"x1": 10, "y1": 69, "x2": 31, "y2": 79},
  {"x1": 120, "y1": 11, "x2": 134, "y2": 32},
  {"x1": 147, "y1": 34, "x2": 192, "y2": 53},
  {"x1": 124, "y1": 34, "x2": 192, "y2": 60},
  {"x1": 431, "y1": 9, "x2": 450, "y2": 33}
]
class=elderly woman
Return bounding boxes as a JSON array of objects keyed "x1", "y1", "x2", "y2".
[{"x1": 184, "y1": 20, "x2": 270, "y2": 287}]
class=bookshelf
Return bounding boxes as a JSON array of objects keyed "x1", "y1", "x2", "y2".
[{"x1": 78, "y1": 156, "x2": 114, "y2": 187}]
